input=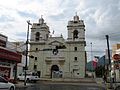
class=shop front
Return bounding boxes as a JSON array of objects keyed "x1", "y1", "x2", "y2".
[{"x1": 0, "y1": 47, "x2": 22, "y2": 79}]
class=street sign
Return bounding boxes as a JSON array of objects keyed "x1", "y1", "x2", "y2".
[{"x1": 113, "y1": 54, "x2": 120, "y2": 61}]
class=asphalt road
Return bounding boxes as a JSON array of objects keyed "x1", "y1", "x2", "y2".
[{"x1": 16, "y1": 82, "x2": 106, "y2": 90}]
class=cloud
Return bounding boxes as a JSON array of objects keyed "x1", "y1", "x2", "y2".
[
  {"x1": 0, "y1": 0, "x2": 120, "y2": 61},
  {"x1": 75, "y1": 0, "x2": 120, "y2": 61},
  {"x1": 0, "y1": 15, "x2": 14, "y2": 23},
  {"x1": 14, "y1": 32, "x2": 27, "y2": 41},
  {"x1": 17, "y1": 10, "x2": 39, "y2": 19},
  {"x1": 78, "y1": 0, "x2": 120, "y2": 42}
]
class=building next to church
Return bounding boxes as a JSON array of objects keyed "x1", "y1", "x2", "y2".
[
  {"x1": 7, "y1": 41, "x2": 26, "y2": 77},
  {"x1": 112, "y1": 44, "x2": 120, "y2": 82},
  {"x1": 0, "y1": 33, "x2": 22, "y2": 79},
  {"x1": 28, "y1": 14, "x2": 86, "y2": 79}
]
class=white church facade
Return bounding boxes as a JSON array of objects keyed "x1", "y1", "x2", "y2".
[{"x1": 28, "y1": 14, "x2": 86, "y2": 79}]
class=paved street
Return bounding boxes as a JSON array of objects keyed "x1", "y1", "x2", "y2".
[
  {"x1": 23, "y1": 84, "x2": 104, "y2": 90},
  {"x1": 16, "y1": 80, "x2": 106, "y2": 90},
  {"x1": 16, "y1": 84, "x2": 105, "y2": 90}
]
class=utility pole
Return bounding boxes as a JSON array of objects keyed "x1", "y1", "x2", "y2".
[
  {"x1": 105, "y1": 35, "x2": 113, "y2": 89},
  {"x1": 90, "y1": 42, "x2": 93, "y2": 71},
  {"x1": 24, "y1": 20, "x2": 32, "y2": 86},
  {"x1": 90, "y1": 42, "x2": 95, "y2": 78},
  {"x1": 14, "y1": 42, "x2": 19, "y2": 82}
]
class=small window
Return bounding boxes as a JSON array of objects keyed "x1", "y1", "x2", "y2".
[
  {"x1": 37, "y1": 24, "x2": 40, "y2": 26},
  {"x1": 46, "y1": 34, "x2": 48, "y2": 39},
  {"x1": 36, "y1": 48, "x2": 38, "y2": 51},
  {"x1": 35, "y1": 57, "x2": 37, "y2": 60},
  {"x1": 34, "y1": 65, "x2": 37, "y2": 70},
  {"x1": 74, "y1": 57, "x2": 77, "y2": 61},
  {"x1": 74, "y1": 47, "x2": 77, "y2": 51}
]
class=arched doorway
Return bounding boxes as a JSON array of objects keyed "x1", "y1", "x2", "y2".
[{"x1": 51, "y1": 65, "x2": 59, "y2": 78}]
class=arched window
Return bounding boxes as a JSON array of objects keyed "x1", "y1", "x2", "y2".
[
  {"x1": 35, "y1": 32, "x2": 40, "y2": 41},
  {"x1": 73, "y1": 30, "x2": 78, "y2": 39}
]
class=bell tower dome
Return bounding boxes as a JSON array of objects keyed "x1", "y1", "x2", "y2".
[
  {"x1": 73, "y1": 12, "x2": 79, "y2": 22},
  {"x1": 39, "y1": 15, "x2": 44, "y2": 24}
]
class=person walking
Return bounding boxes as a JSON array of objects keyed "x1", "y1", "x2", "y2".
[
  {"x1": 103, "y1": 73, "x2": 107, "y2": 83},
  {"x1": 111, "y1": 72, "x2": 115, "y2": 83}
]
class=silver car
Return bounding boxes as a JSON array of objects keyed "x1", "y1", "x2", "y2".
[{"x1": 0, "y1": 76, "x2": 15, "y2": 90}]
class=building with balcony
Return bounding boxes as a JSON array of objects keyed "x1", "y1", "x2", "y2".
[
  {"x1": 28, "y1": 14, "x2": 86, "y2": 79},
  {"x1": 0, "y1": 34, "x2": 22, "y2": 79}
]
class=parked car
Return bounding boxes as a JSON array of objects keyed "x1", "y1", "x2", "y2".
[
  {"x1": 17, "y1": 72, "x2": 39, "y2": 82},
  {"x1": 0, "y1": 76, "x2": 15, "y2": 90}
]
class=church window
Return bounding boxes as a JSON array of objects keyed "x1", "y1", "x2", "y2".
[
  {"x1": 35, "y1": 57, "x2": 37, "y2": 60},
  {"x1": 52, "y1": 49, "x2": 58, "y2": 55},
  {"x1": 73, "y1": 30, "x2": 78, "y2": 39},
  {"x1": 37, "y1": 24, "x2": 40, "y2": 26},
  {"x1": 36, "y1": 48, "x2": 38, "y2": 51},
  {"x1": 46, "y1": 34, "x2": 48, "y2": 39},
  {"x1": 74, "y1": 57, "x2": 77, "y2": 61},
  {"x1": 74, "y1": 47, "x2": 77, "y2": 51},
  {"x1": 35, "y1": 32, "x2": 40, "y2": 41},
  {"x1": 34, "y1": 65, "x2": 37, "y2": 70}
]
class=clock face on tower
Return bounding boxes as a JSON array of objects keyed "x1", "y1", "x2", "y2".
[{"x1": 52, "y1": 49, "x2": 58, "y2": 55}]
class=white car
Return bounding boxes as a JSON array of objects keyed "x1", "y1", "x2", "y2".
[
  {"x1": 0, "y1": 76, "x2": 15, "y2": 90},
  {"x1": 17, "y1": 73, "x2": 39, "y2": 82}
]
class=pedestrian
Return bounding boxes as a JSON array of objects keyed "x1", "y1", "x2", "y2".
[
  {"x1": 111, "y1": 72, "x2": 115, "y2": 83},
  {"x1": 103, "y1": 74, "x2": 107, "y2": 83}
]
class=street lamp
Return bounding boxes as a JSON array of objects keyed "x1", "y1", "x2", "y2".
[{"x1": 24, "y1": 20, "x2": 32, "y2": 86}]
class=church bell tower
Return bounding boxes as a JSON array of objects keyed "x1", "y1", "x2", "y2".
[
  {"x1": 30, "y1": 16, "x2": 50, "y2": 42},
  {"x1": 67, "y1": 14, "x2": 85, "y2": 42}
]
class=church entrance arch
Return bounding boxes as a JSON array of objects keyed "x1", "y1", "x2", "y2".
[{"x1": 51, "y1": 65, "x2": 59, "y2": 78}]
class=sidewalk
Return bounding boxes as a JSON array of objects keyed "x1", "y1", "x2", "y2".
[
  {"x1": 15, "y1": 81, "x2": 33, "y2": 89},
  {"x1": 95, "y1": 78, "x2": 120, "y2": 90},
  {"x1": 38, "y1": 78, "x2": 107, "y2": 90},
  {"x1": 39, "y1": 78, "x2": 96, "y2": 83},
  {"x1": 15, "y1": 78, "x2": 112, "y2": 89}
]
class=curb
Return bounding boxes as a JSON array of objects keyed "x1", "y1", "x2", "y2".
[
  {"x1": 37, "y1": 79, "x2": 97, "y2": 86},
  {"x1": 38, "y1": 80, "x2": 96, "y2": 84},
  {"x1": 15, "y1": 83, "x2": 33, "y2": 89},
  {"x1": 39, "y1": 78, "x2": 96, "y2": 83},
  {"x1": 15, "y1": 84, "x2": 28, "y2": 88}
]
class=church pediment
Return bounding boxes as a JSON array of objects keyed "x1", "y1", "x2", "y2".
[{"x1": 48, "y1": 40, "x2": 63, "y2": 45}]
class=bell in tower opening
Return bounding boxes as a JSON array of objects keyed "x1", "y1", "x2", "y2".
[{"x1": 73, "y1": 30, "x2": 78, "y2": 39}]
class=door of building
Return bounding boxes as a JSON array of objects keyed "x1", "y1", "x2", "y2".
[{"x1": 51, "y1": 65, "x2": 59, "y2": 78}]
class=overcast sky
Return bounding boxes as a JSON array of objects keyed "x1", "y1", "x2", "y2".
[{"x1": 0, "y1": 0, "x2": 120, "y2": 61}]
